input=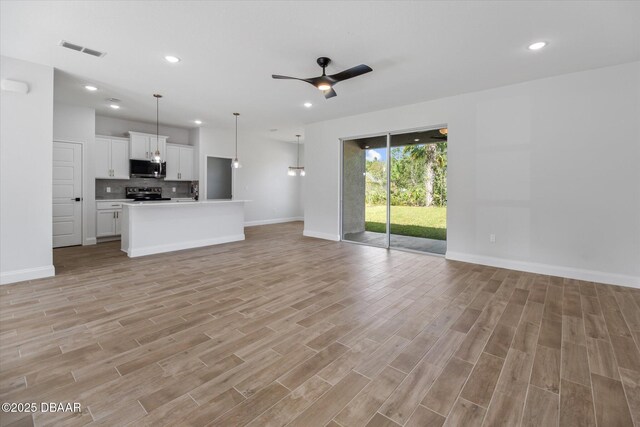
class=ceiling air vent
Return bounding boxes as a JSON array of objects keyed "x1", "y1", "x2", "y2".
[{"x1": 58, "y1": 40, "x2": 106, "y2": 58}]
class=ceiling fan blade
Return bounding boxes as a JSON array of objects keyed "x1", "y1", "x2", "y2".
[
  {"x1": 273, "y1": 74, "x2": 318, "y2": 87},
  {"x1": 324, "y1": 88, "x2": 337, "y2": 99},
  {"x1": 329, "y1": 64, "x2": 373, "y2": 82},
  {"x1": 272, "y1": 74, "x2": 303, "y2": 80}
]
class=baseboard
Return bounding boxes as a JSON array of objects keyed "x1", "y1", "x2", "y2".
[
  {"x1": 123, "y1": 234, "x2": 245, "y2": 258},
  {"x1": 84, "y1": 237, "x2": 97, "y2": 246},
  {"x1": 303, "y1": 229, "x2": 341, "y2": 241},
  {"x1": 245, "y1": 217, "x2": 304, "y2": 227},
  {"x1": 0, "y1": 265, "x2": 56, "y2": 285},
  {"x1": 446, "y1": 251, "x2": 640, "y2": 289}
]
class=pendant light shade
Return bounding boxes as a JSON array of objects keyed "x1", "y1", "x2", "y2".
[
  {"x1": 151, "y1": 94, "x2": 163, "y2": 163},
  {"x1": 288, "y1": 134, "x2": 305, "y2": 176},
  {"x1": 232, "y1": 113, "x2": 241, "y2": 169}
]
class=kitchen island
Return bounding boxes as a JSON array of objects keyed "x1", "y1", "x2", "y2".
[{"x1": 121, "y1": 200, "x2": 247, "y2": 257}]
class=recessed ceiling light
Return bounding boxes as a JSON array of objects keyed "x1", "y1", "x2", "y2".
[
  {"x1": 109, "y1": 104, "x2": 120, "y2": 110},
  {"x1": 164, "y1": 55, "x2": 181, "y2": 63},
  {"x1": 528, "y1": 41, "x2": 547, "y2": 51},
  {"x1": 84, "y1": 85, "x2": 98, "y2": 91},
  {"x1": 414, "y1": 138, "x2": 420, "y2": 142},
  {"x1": 194, "y1": 120, "x2": 202, "y2": 125},
  {"x1": 303, "y1": 102, "x2": 312, "y2": 108}
]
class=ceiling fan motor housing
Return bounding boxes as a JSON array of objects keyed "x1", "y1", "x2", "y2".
[{"x1": 317, "y1": 57, "x2": 331, "y2": 69}]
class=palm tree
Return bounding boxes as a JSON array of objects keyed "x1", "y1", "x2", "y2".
[{"x1": 403, "y1": 144, "x2": 437, "y2": 206}]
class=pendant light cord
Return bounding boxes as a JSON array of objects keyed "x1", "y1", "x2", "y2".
[
  {"x1": 296, "y1": 135, "x2": 300, "y2": 167},
  {"x1": 235, "y1": 114, "x2": 238, "y2": 158},
  {"x1": 153, "y1": 94, "x2": 162, "y2": 157},
  {"x1": 156, "y1": 96, "x2": 159, "y2": 152}
]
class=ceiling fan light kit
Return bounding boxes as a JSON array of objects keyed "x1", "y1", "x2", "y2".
[{"x1": 272, "y1": 57, "x2": 372, "y2": 99}]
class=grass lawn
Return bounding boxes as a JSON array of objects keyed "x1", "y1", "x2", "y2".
[{"x1": 365, "y1": 205, "x2": 447, "y2": 240}]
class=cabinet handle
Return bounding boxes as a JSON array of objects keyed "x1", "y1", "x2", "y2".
[
  {"x1": 113, "y1": 212, "x2": 115, "y2": 219},
  {"x1": 146, "y1": 151, "x2": 149, "y2": 159}
]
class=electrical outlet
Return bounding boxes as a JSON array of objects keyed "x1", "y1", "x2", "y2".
[
  {"x1": 172, "y1": 187, "x2": 176, "y2": 193},
  {"x1": 489, "y1": 234, "x2": 496, "y2": 243},
  {"x1": 106, "y1": 187, "x2": 111, "y2": 193}
]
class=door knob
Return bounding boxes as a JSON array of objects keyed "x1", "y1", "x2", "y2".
[{"x1": 70, "y1": 197, "x2": 82, "y2": 202}]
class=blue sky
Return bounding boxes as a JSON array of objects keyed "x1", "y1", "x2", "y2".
[{"x1": 366, "y1": 148, "x2": 387, "y2": 162}]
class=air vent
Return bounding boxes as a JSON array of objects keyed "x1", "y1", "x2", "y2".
[
  {"x1": 58, "y1": 40, "x2": 106, "y2": 58},
  {"x1": 60, "y1": 41, "x2": 82, "y2": 51}
]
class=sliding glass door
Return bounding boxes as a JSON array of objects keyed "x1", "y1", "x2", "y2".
[
  {"x1": 341, "y1": 127, "x2": 448, "y2": 255},
  {"x1": 341, "y1": 135, "x2": 388, "y2": 247},
  {"x1": 389, "y1": 130, "x2": 447, "y2": 254}
]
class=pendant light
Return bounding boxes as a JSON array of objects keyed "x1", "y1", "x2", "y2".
[
  {"x1": 288, "y1": 134, "x2": 305, "y2": 176},
  {"x1": 151, "y1": 94, "x2": 163, "y2": 163},
  {"x1": 232, "y1": 113, "x2": 241, "y2": 168}
]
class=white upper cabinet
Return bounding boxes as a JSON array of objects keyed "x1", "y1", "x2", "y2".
[
  {"x1": 165, "y1": 145, "x2": 180, "y2": 180},
  {"x1": 95, "y1": 136, "x2": 129, "y2": 179},
  {"x1": 165, "y1": 143, "x2": 194, "y2": 181},
  {"x1": 128, "y1": 131, "x2": 167, "y2": 160},
  {"x1": 179, "y1": 146, "x2": 194, "y2": 180},
  {"x1": 110, "y1": 139, "x2": 129, "y2": 178},
  {"x1": 129, "y1": 133, "x2": 149, "y2": 160},
  {"x1": 95, "y1": 137, "x2": 111, "y2": 178}
]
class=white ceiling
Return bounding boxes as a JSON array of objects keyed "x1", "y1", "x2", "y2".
[{"x1": 2, "y1": 1, "x2": 639, "y2": 141}]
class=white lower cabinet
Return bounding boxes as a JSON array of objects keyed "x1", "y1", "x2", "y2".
[{"x1": 96, "y1": 202, "x2": 123, "y2": 237}]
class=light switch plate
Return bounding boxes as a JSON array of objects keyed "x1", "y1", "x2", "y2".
[{"x1": 106, "y1": 187, "x2": 111, "y2": 193}]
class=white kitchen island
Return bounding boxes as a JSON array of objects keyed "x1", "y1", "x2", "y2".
[{"x1": 121, "y1": 200, "x2": 247, "y2": 257}]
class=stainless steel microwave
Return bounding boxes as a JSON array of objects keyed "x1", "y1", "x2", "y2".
[{"x1": 130, "y1": 160, "x2": 166, "y2": 178}]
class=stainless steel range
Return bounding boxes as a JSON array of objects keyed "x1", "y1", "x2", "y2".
[{"x1": 125, "y1": 187, "x2": 171, "y2": 202}]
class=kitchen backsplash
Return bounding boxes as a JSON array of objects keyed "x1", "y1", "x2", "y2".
[{"x1": 96, "y1": 178, "x2": 198, "y2": 199}]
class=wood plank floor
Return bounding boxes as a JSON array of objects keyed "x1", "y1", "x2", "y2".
[{"x1": 1, "y1": 222, "x2": 639, "y2": 426}]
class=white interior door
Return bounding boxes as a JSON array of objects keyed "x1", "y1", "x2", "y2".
[{"x1": 53, "y1": 141, "x2": 82, "y2": 247}]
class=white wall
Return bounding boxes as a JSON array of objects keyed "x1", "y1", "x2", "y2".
[
  {"x1": 304, "y1": 61, "x2": 640, "y2": 288},
  {"x1": 95, "y1": 115, "x2": 190, "y2": 144},
  {"x1": 1, "y1": 56, "x2": 55, "y2": 284},
  {"x1": 53, "y1": 103, "x2": 97, "y2": 245},
  {"x1": 197, "y1": 127, "x2": 303, "y2": 225}
]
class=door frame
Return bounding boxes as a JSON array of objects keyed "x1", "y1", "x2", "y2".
[
  {"x1": 339, "y1": 131, "x2": 390, "y2": 248},
  {"x1": 339, "y1": 123, "x2": 448, "y2": 254},
  {"x1": 53, "y1": 139, "x2": 88, "y2": 246},
  {"x1": 204, "y1": 155, "x2": 235, "y2": 200}
]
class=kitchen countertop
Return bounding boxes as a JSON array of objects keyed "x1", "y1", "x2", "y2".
[
  {"x1": 96, "y1": 198, "x2": 195, "y2": 203},
  {"x1": 123, "y1": 199, "x2": 248, "y2": 207}
]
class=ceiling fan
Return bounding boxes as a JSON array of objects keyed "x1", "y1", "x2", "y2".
[{"x1": 272, "y1": 57, "x2": 372, "y2": 99}]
